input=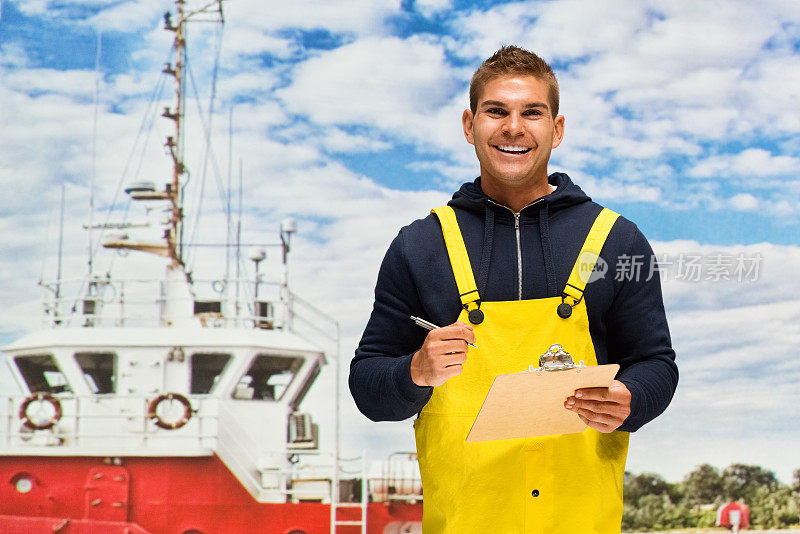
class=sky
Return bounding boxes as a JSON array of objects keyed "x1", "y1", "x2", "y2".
[{"x1": 1, "y1": 0, "x2": 799, "y2": 484}]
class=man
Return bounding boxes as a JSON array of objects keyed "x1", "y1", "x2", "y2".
[{"x1": 350, "y1": 46, "x2": 678, "y2": 533}]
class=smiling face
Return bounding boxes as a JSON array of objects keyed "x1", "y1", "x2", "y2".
[{"x1": 462, "y1": 75, "x2": 565, "y2": 211}]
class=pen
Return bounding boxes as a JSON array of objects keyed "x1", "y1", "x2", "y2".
[{"x1": 410, "y1": 315, "x2": 478, "y2": 348}]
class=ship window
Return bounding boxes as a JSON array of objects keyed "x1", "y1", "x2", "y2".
[
  {"x1": 233, "y1": 355, "x2": 304, "y2": 401},
  {"x1": 74, "y1": 352, "x2": 116, "y2": 394},
  {"x1": 14, "y1": 354, "x2": 73, "y2": 394},
  {"x1": 190, "y1": 353, "x2": 231, "y2": 394}
]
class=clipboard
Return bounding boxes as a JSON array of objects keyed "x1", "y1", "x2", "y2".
[{"x1": 465, "y1": 344, "x2": 619, "y2": 442}]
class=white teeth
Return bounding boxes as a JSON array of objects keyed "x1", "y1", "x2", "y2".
[{"x1": 496, "y1": 145, "x2": 530, "y2": 153}]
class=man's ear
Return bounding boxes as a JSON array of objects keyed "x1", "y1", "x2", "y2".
[
  {"x1": 462, "y1": 109, "x2": 475, "y2": 145},
  {"x1": 551, "y1": 115, "x2": 565, "y2": 149}
]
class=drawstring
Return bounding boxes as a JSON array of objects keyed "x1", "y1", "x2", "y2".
[
  {"x1": 539, "y1": 204, "x2": 558, "y2": 296},
  {"x1": 476, "y1": 204, "x2": 495, "y2": 300}
]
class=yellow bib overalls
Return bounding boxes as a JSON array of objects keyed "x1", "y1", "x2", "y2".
[{"x1": 414, "y1": 206, "x2": 629, "y2": 534}]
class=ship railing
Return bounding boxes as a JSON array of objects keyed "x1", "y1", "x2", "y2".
[
  {"x1": 37, "y1": 276, "x2": 292, "y2": 329},
  {"x1": 376, "y1": 451, "x2": 423, "y2": 503},
  {"x1": 215, "y1": 399, "x2": 344, "y2": 503},
  {"x1": 287, "y1": 291, "x2": 339, "y2": 354},
  {"x1": 0, "y1": 394, "x2": 218, "y2": 453},
  {"x1": 216, "y1": 401, "x2": 374, "y2": 511}
]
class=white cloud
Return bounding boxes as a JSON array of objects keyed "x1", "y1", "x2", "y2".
[
  {"x1": 563, "y1": 170, "x2": 663, "y2": 203},
  {"x1": 740, "y1": 53, "x2": 800, "y2": 135},
  {"x1": 223, "y1": 0, "x2": 400, "y2": 36},
  {"x1": 274, "y1": 34, "x2": 477, "y2": 175},
  {"x1": 0, "y1": 42, "x2": 29, "y2": 68},
  {"x1": 277, "y1": 36, "x2": 459, "y2": 127},
  {"x1": 516, "y1": 0, "x2": 648, "y2": 61},
  {"x1": 12, "y1": 0, "x2": 171, "y2": 32},
  {"x1": 85, "y1": 0, "x2": 172, "y2": 32},
  {"x1": 444, "y1": 2, "x2": 535, "y2": 61},
  {"x1": 217, "y1": 70, "x2": 280, "y2": 100},
  {"x1": 690, "y1": 148, "x2": 800, "y2": 179},
  {"x1": 770, "y1": 198, "x2": 797, "y2": 218},
  {"x1": 728, "y1": 193, "x2": 759, "y2": 212},
  {"x1": 12, "y1": 0, "x2": 400, "y2": 47},
  {"x1": 218, "y1": 27, "x2": 294, "y2": 60},
  {"x1": 318, "y1": 127, "x2": 393, "y2": 153},
  {"x1": 634, "y1": 4, "x2": 778, "y2": 71},
  {"x1": 2, "y1": 68, "x2": 99, "y2": 100},
  {"x1": 10, "y1": 0, "x2": 49, "y2": 16},
  {"x1": 415, "y1": 0, "x2": 453, "y2": 17}
]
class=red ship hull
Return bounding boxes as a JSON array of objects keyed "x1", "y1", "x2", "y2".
[{"x1": 0, "y1": 456, "x2": 422, "y2": 534}]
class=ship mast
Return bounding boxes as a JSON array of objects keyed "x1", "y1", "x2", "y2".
[
  {"x1": 104, "y1": 0, "x2": 223, "y2": 265},
  {"x1": 162, "y1": 0, "x2": 224, "y2": 267},
  {"x1": 162, "y1": 2, "x2": 185, "y2": 267}
]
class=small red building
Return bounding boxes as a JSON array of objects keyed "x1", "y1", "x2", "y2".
[{"x1": 717, "y1": 501, "x2": 750, "y2": 531}]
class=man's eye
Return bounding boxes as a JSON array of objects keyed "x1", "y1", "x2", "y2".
[
  {"x1": 486, "y1": 108, "x2": 506, "y2": 115},
  {"x1": 523, "y1": 109, "x2": 543, "y2": 116}
]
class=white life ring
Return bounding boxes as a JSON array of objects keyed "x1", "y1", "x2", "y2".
[
  {"x1": 19, "y1": 392, "x2": 63, "y2": 430},
  {"x1": 147, "y1": 392, "x2": 193, "y2": 430}
]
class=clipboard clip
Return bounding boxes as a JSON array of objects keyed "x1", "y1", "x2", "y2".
[{"x1": 526, "y1": 343, "x2": 585, "y2": 373}]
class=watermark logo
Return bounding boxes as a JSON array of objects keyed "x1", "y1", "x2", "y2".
[
  {"x1": 613, "y1": 253, "x2": 763, "y2": 283},
  {"x1": 577, "y1": 251, "x2": 609, "y2": 284}
]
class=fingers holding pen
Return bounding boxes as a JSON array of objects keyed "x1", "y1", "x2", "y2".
[
  {"x1": 438, "y1": 321, "x2": 476, "y2": 347},
  {"x1": 410, "y1": 321, "x2": 475, "y2": 387},
  {"x1": 411, "y1": 316, "x2": 477, "y2": 348}
]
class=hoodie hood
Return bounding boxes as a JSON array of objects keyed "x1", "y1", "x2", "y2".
[
  {"x1": 448, "y1": 172, "x2": 591, "y2": 216},
  {"x1": 446, "y1": 172, "x2": 593, "y2": 299}
]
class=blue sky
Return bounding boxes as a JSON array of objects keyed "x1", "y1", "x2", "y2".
[{"x1": 1, "y1": 0, "x2": 800, "y2": 483}]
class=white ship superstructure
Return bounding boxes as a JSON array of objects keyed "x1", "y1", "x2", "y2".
[{"x1": 0, "y1": 2, "x2": 422, "y2": 532}]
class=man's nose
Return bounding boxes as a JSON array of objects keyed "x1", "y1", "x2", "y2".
[{"x1": 501, "y1": 113, "x2": 524, "y2": 136}]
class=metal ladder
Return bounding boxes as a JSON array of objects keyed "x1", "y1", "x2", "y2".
[{"x1": 331, "y1": 454, "x2": 367, "y2": 534}]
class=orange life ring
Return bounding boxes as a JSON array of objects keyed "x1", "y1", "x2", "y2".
[
  {"x1": 19, "y1": 392, "x2": 63, "y2": 430},
  {"x1": 147, "y1": 392, "x2": 193, "y2": 430}
]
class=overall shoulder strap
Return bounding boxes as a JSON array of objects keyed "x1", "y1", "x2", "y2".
[
  {"x1": 562, "y1": 208, "x2": 620, "y2": 304},
  {"x1": 431, "y1": 206, "x2": 480, "y2": 308}
]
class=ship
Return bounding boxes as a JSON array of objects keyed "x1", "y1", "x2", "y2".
[{"x1": 0, "y1": 2, "x2": 423, "y2": 532}]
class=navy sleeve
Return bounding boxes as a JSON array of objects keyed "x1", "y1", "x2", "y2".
[
  {"x1": 349, "y1": 229, "x2": 433, "y2": 422},
  {"x1": 608, "y1": 226, "x2": 678, "y2": 432}
]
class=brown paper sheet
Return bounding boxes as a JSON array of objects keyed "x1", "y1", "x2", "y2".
[{"x1": 465, "y1": 364, "x2": 620, "y2": 442}]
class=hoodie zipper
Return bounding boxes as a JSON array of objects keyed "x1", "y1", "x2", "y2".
[
  {"x1": 514, "y1": 213, "x2": 522, "y2": 300},
  {"x1": 488, "y1": 199, "x2": 545, "y2": 300}
]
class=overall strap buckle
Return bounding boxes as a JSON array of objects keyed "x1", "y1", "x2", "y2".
[
  {"x1": 460, "y1": 291, "x2": 484, "y2": 325},
  {"x1": 433, "y1": 206, "x2": 484, "y2": 325},
  {"x1": 558, "y1": 208, "x2": 620, "y2": 319}
]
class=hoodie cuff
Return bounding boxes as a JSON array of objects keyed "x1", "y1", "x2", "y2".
[
  {"x1": 393, "y1": 353, "x2": 433, "y2": 404},
  {"x1": 617, "y1": 378, "x2": 644, "y2": 432}
]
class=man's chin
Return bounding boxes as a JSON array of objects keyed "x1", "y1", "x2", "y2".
[
  {"x1": 482, "y1": 162, "x2": 554, "y2": 186},
  {"x1": 484, "y1": 166, "x2": 538, "y2": 185}
]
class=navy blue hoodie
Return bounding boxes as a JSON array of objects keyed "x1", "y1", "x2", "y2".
[{"x1": 350, "y1": 173, "x2": 677, "y2": 432}]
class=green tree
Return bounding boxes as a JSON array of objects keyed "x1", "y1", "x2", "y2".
[
  {"x1": 622, "y1": 464, "x2": 800, "y2": 532},
  {"x1": 683, "y1": 463, "x2": 723, "y2": 506},
  {"x1": 721, "y1": 463, "x2": 779, "y2": 502},
  {"x1": 750, "y1": 484, "x2": 800, "y2": 528},
  {"x1": 623, "y1": 471, "x2": 688, "y2": 531},
  {"x1": 624, "y1": 471, "x2": 680, "y2": 505}
]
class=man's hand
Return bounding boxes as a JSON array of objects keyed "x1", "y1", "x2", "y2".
[
  {"x1": 564, "y1": 380, "x2": 631, "y2": 433},
  {"x1": 410, "y1": 321, "x2": 475, "y2": 387}
]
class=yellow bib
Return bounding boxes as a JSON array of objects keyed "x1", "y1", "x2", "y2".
[{"x1": 414, "y1": 206, "x2": 629, "y2": 534}]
